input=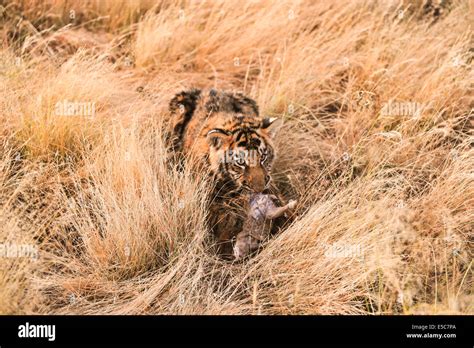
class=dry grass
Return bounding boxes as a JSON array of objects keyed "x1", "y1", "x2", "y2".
[{"x1": 0, "y1": 0, "x2": 472, "y2": 314}]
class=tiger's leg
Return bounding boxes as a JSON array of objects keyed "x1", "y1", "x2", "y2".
[
  {"x1": 209, "y1": 203, "x2": 243, "y2": 260},
  {"x1": 216, "y1": 231, "x2": 236, "y2": 260}
]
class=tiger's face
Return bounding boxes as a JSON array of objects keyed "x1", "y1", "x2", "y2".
[{"x1": 206, "y1": 117, "x2": 277, "y2": 193}]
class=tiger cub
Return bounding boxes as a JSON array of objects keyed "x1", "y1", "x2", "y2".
[{"x1": 168, "y1": 88, "x2": 284, "y2": 258}]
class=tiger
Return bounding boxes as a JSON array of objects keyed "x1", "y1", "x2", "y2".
[{"x1": 168, "y1": 88, "x2": 287, "y2": 258}]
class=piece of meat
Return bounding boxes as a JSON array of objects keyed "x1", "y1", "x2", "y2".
[{"x1": 233, "y1": 193, "x2": 296, "y2": 260}]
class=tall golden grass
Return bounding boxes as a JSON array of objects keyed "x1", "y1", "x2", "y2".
[{"x1": 0, "y1": 0, "x2": 472, "y2": 314}]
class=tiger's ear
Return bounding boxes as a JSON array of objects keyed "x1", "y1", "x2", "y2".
[
  {"x1": 206, "y1": 129, "x2": 231, "y2": 149},
  {"x1": 261, "y1": 117, "x2": 278, "y2": 129},
  {"x1": 260, "y1": 117, "x2": 281, "y2": 137}
]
